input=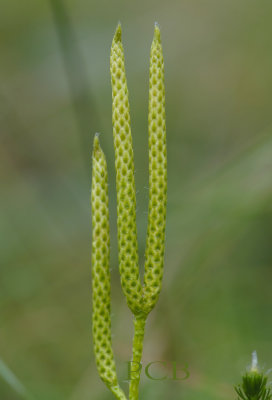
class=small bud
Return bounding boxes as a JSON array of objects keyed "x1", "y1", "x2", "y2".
[{"x1": 234, "y1": 352, "x2": 272, "y2": 400}]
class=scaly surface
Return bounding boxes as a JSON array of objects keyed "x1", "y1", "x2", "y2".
[
  {"x1": 110, "y1": 24, "x2": 143, "y2": 316},
  {"x1": 130, "y1": 24, "x2": 167, "y2": 400},
  {"x1": 91, "y1": 135, "x2": 127, "y2": 400},
  {"x1": 143, "y1": 24, "x2": 167, "y2": 314}
]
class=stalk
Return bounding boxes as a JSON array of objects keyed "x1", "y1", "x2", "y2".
[{"x1": 129, "y1": 316, "x2": 147, "y2": 400}]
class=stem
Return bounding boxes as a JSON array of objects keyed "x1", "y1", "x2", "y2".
[{"x1": 129, "y1": 315, "x2": 146, "y2": 400}]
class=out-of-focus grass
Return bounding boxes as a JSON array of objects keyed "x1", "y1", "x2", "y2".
[
  {"x1": 0, "y1": 359, "x2": 30, "y2": 399},
  {"x1": 1, "y1": 0, "x2": 272, "y2": 399}
]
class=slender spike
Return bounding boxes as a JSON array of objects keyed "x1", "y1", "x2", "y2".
[
  {"x1": 91, "y1": 135, "x2": 127, "y2": 400},
  {"x1": 143, "y1": 23, "x2": 167, "y2": 314},
  {"x1": 110, "y1": 24, "x2": 143, "y2": 316}
]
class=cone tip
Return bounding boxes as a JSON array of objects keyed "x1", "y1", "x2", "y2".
[
  {"x1": 114, "y1": 22, "x2": 122, "y2": 42},
  {"x1": 154, "y1": 22, "x2": 161, "y2": 41},
  {"x1": 93, "y1": 132, "x2": 101, "y2": 150}
]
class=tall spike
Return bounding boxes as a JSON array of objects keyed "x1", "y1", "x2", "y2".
[
  {"x1": 110, "y1": 24, "x2": 143, "y2": 315},
  {"x1": 91, "y1": 135, "x2": 127, "y2": 400},
  {"x1": 143, "y1": 23, "x2": 167, "y2": 314}
]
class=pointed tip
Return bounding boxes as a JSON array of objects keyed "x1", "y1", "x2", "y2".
[
  {"x1": 93, "y1": 132, "x2": 100, "y2": 145},
  {"x1": 93, "y1": 133, "x2": 102, "y2": 155},
  {"x1": 114, "y1": 22, "x2": 122, "y2": 43},
  {"x1": 154, "y1": 22, "x2": 161, "y2": 42}
]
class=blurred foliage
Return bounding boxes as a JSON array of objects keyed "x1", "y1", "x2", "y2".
[{"x1": 0, "y1": 0, "x2": 272, "y2": 399}]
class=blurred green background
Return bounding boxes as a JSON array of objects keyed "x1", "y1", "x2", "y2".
[{"x1": 1, "y1": 0, "x2": 272, "y2": 399}]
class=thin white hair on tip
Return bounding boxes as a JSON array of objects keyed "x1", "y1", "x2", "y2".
[{"x1": 251, "y1": 350, "x2": 258, "y2": 371}]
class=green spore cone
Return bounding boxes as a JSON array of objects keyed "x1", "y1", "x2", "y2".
[
  {"x1": 91, "y1": 135, "x2": 127, "y2": 400},
  {"x1": 110, "y1": 24, "x2": 143, "y2": 316},
  {"x1": 143, "y1": 23, "x2": 167, "y2": 315}
]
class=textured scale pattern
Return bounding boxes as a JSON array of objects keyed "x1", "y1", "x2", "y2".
[
  {"x1": 110, "y1": 24, "x2": 143, "y2": 316},
  {"x1": 91, "y1": 135, "x2": 126, "y2": 400},
  {"x1": 92, "y1": 24, "x2": 167, "y2": 400},
  {"x1": 143, "y1": 24, "x2": 167, "y2": 314}
]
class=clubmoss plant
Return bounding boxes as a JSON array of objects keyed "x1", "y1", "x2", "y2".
[
  {"x1": 235, "y1": 352, "x2": 272, "y2": 400},
  {"x1": 91, "y1": 23, "x2": 166, "y2": 400}
]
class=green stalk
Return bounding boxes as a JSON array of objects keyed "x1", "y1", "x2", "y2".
[{"x1": 129, "y1": 316, "x2": 147, "y2": 400}]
